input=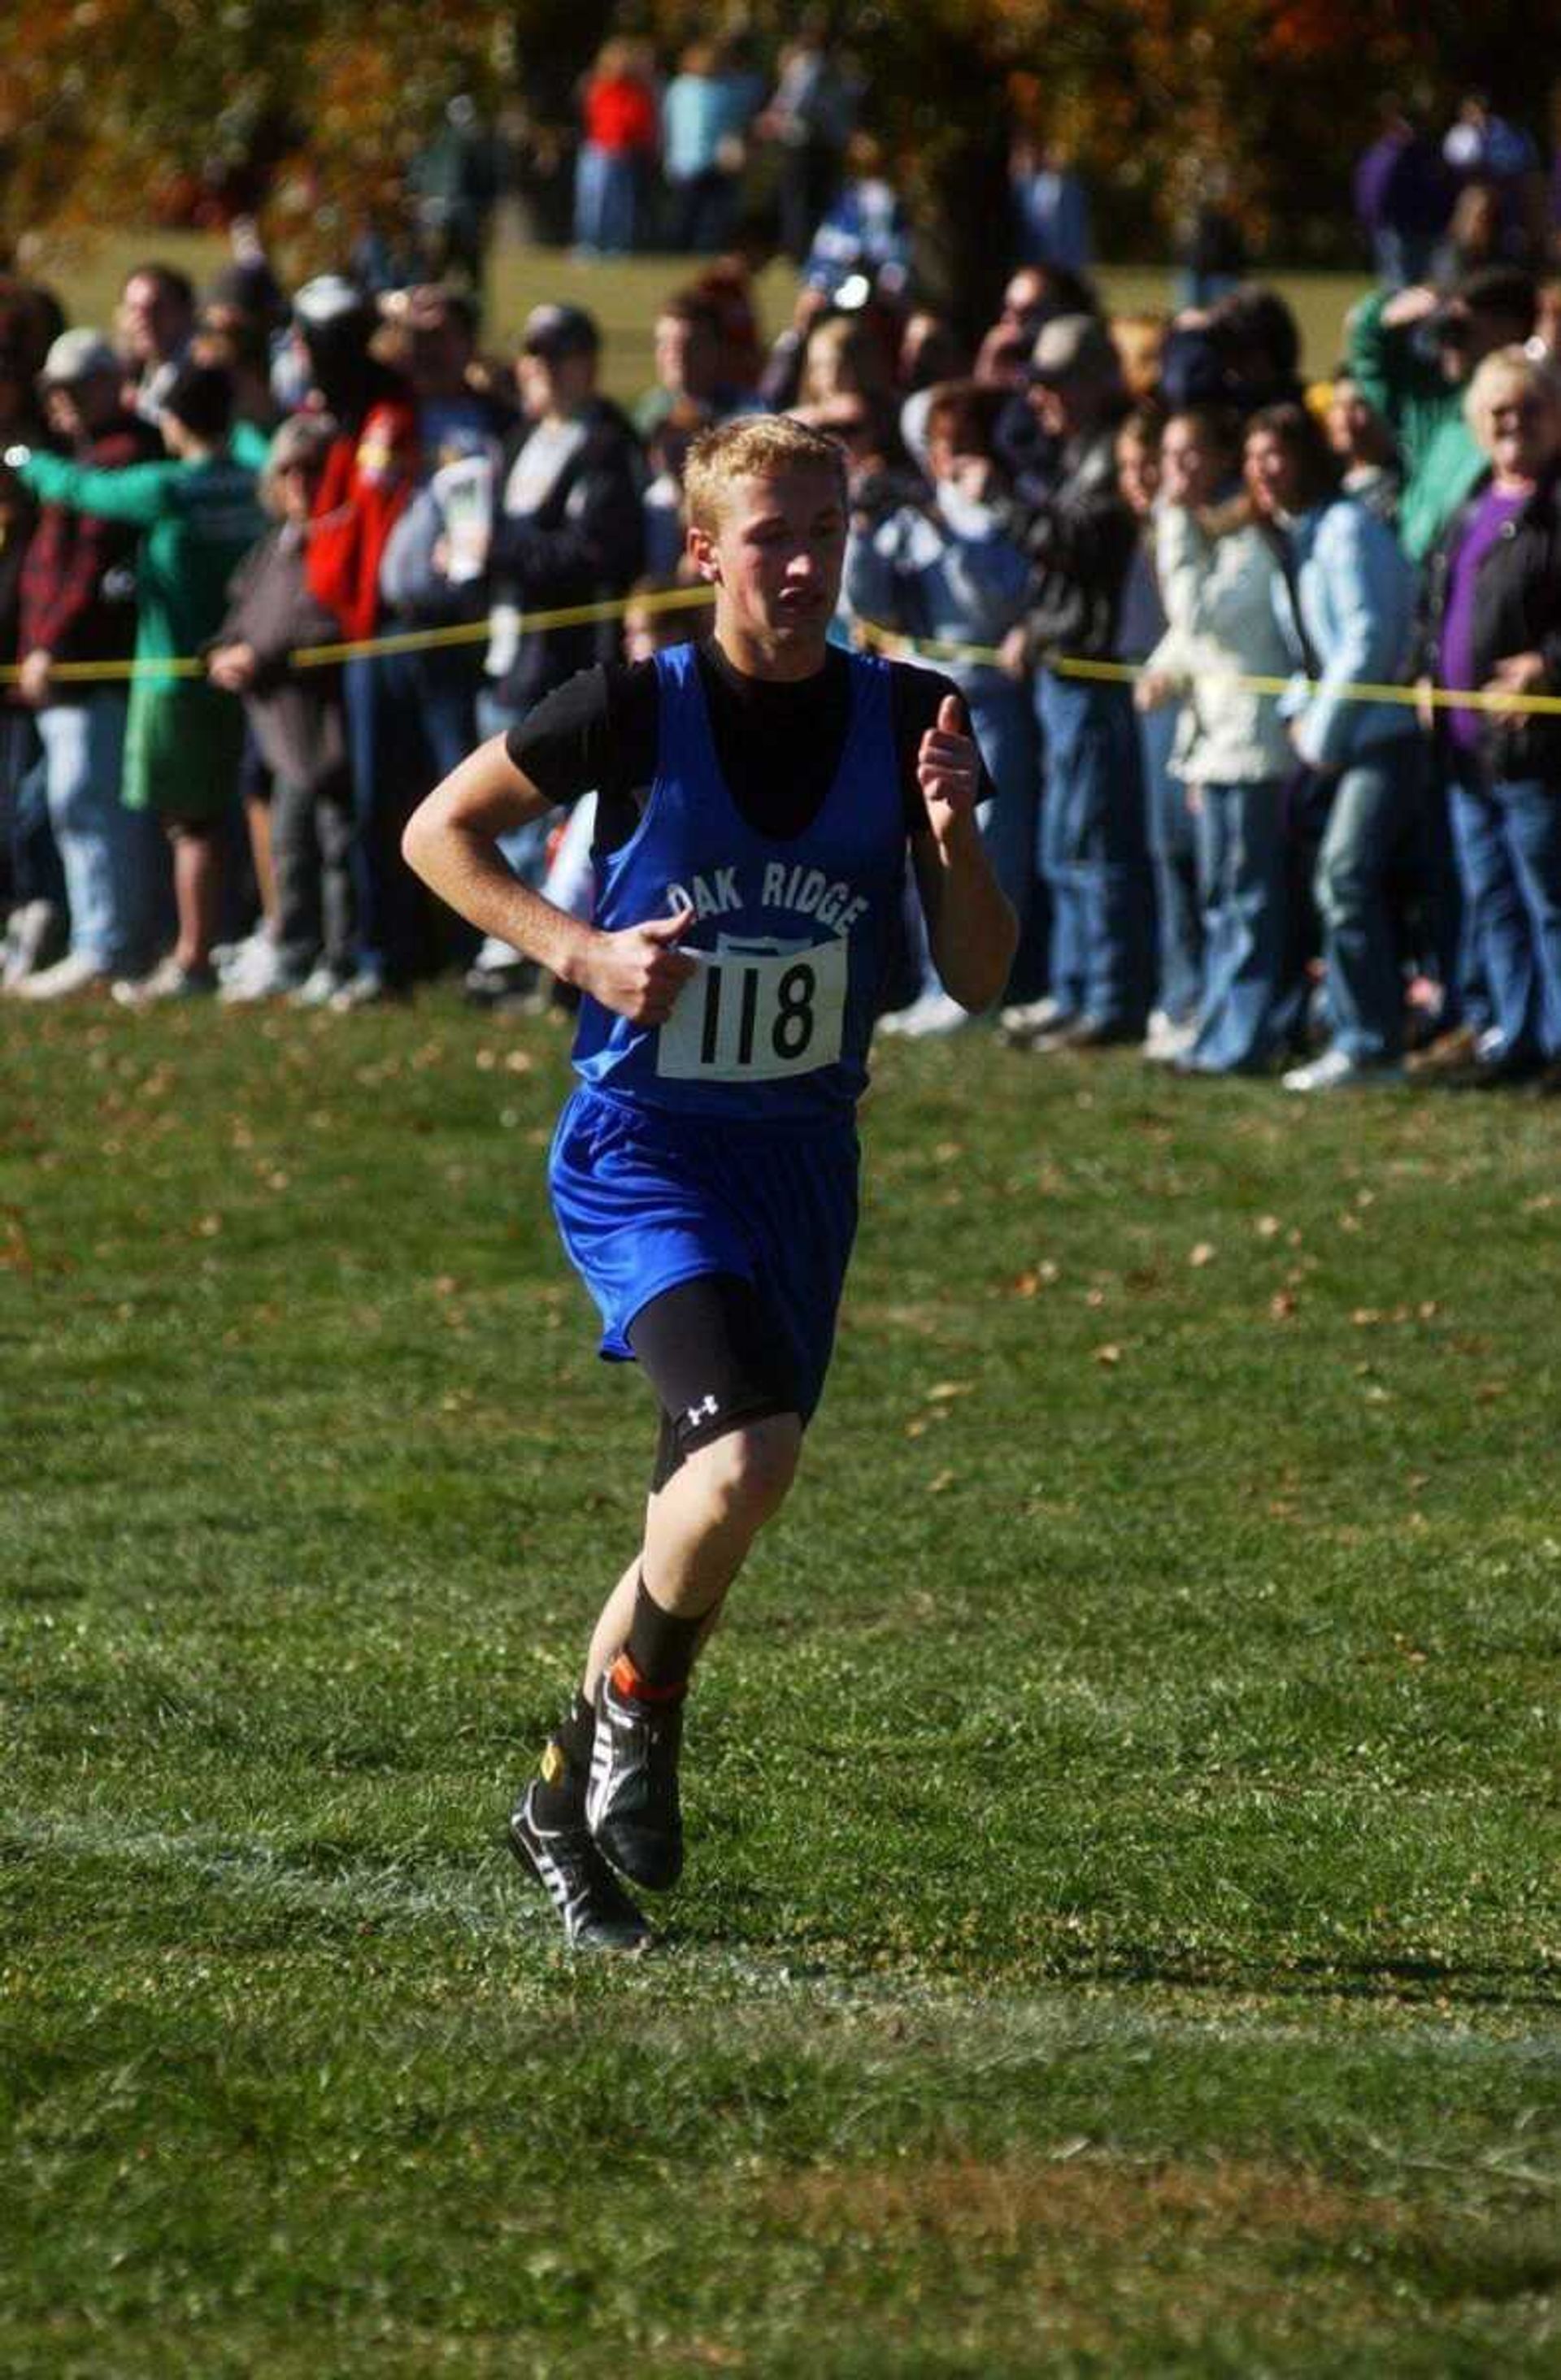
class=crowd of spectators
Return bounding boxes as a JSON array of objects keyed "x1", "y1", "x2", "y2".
[{"x1": 3, "y1": 73, "x2": 1561, "y2": 1093}]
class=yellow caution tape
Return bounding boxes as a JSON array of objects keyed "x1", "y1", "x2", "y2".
[
  {"x1": 0, "y1": 584, "x2": 715, "y2": 689},
  {"x1": 853, "y1": 619, "x2": 1561, "y2": 718},
  {"x1": 5, "y1": 580, "x2": 1559, "y2": 719}
]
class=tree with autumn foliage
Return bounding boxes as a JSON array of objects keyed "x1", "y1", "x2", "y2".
[{"x1": 0, "y1": 0, "x2": 1549, "y2": 300}]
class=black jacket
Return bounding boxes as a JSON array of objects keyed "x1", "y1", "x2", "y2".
[
  {"x1": 1421, "y1": 467, "x2": 1561, "y2": 782},
  {"x1": 487, "y1": 396, "x2": 645, "y2": 714},
  {"x1": 1002, "y1": 422, "x2": 1138, "y2": 667}
]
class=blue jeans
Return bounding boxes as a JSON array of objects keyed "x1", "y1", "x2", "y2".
[
  {"x1": 900, "y1": 678, "x2": 1042, "y2": 1007},
  {"x1": 1188, "y1": 780, "x2": 1289, "y2": 1072},
  {"x1": 1448, "y1": 760, "x2": 1561, "y2": 1062},
  {"x1": 1313, "y1": 738, "x2": 1424, "y2": 1064},
  {"x1": 344, "y1": 645, "x2": 484, "y2": 983},
  {"x1": 1140, "y1": 706, "x2": 1202, "y2": 1024},
  {"x1": 36, "y1": 693, "x2": 140, "y2": 970},
  {"x1": 1421, "y1": 750, "x2": 1487, "y2": 1037},
  {"x1": 1372, "y1": 226, "x2": 1439, "y2": 291},
  {"x1": 0, "y1": 710, "x2": 62, "y2": 910},
  {"x1": 574, "y1": 146, "x2": 641, "y2": 254},
  {"x1": 1035, "y1": 669, "x2": 1153, "y2": 1031}
]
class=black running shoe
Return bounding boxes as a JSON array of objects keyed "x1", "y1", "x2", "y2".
[
  {"x1": 585, "y1": 1656, "x2": 685, "y2": 1891},
  {"x1": 507, "y1": 1780, "x2": 653, "y2": 1952}
]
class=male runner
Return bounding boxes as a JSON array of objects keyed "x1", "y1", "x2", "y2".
[{"x1": 402, "y1": 415, "x2": 1015, "y2": 1949}]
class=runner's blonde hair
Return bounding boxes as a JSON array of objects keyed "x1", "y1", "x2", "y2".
[{"x1": 684, "y1": 415, "x2": 849, "y2": 534}]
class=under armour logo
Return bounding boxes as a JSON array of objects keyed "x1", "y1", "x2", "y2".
[{"x1": 685, "y1": 1394, "x2": 720, "y2": 1427}]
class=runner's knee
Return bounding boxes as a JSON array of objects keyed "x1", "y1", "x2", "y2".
[{"x1": 686, "y1": 1414, "x2": 802, "y2": 1528}]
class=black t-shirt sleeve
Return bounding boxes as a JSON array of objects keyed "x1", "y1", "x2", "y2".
[
  {"x1": 887, "y1": 661, "x2": 995, "y2": 836},
  {"x1": 503, "y1": 660, "x2": 660, "y2": 814}
]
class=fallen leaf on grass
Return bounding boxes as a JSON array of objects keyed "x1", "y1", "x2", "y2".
[
  {"x1": 927, "y1": 1380, "x2": 973, "y2": 1402},
  {"x1": 0, "y1": 1206, "x2": 34, "y2": 1275},
  {"x1": 1269, "y1": 1289, "x2": 1298, "y2": 1320},
  {"x1": 927, "y1": 1469, "x2": 956, "y2": 1494}
]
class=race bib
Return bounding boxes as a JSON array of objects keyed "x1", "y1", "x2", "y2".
[{"x1": 657, "y1": 935, "x2": 846, "y2": 1083}]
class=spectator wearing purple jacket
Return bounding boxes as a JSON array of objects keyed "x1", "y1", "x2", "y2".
[{"x1": 1354, "y1": 100, "x2": 1454, "y2": 290}]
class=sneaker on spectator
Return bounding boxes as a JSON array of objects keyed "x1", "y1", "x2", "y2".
[
  {"x1": 212, "y1": 930, "x2": 272, "y2": 983},
  {"x1": 13, "y1": 949, "x2": 111, "y2": 1001},
  {"x1": 2, "y1": 900, "x2": 67, "y2": 991},
  {"x1": 1143, "y1": 1010, "x2": 1198, "y2": 1064},
  {"x1": 113, "y1": 956, "x2": 217, "y2": 1007},
  {"x1": 462, "y1": 957, "x2": 545, "y2": 1013},
  {"x1": 1405, "y1": 1021, "x2": 1481, "y2": 1078},
  {"x1": 289, "y1": 962, "x2": 350, "y2": 1010},
  {"x1": 219, "y1": 942, "x2": 302, "y2": 1004},
  {"x1": 1281, "y1": 1046, "x2": 1406, "y2": 1092},
  {"x1": 998, "y1": 994, "x2": 1074, "y2": 1047},
  {"x1": 1043, "y1": 1014, "x2": 1142, "y2": 1052},
  {"x1": 328, "y1": 966, "x2": 405, "y2": 1012},
  {"x1": 877, "y1": 989, "x2": 971, "y2": 1040}
]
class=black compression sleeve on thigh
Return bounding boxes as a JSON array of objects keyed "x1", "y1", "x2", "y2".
[{"x1": 630, "y1": 1272, "x2": 801, "y2": 1490}]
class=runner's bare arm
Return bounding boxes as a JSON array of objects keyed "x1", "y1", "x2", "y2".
[
  {"x1": 402, "y1": 736, "x2": 696, "y2": 1023},
  {"x1": 911, "y1": 694, "x2": 1018, "y2": 1012}
]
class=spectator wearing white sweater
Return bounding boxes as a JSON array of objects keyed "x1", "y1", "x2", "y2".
[{"x1": 1137, "y1": 406, "x2": 1298, "y2": 1072}]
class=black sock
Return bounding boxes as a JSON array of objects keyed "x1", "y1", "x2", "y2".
[
  {"x1": 624, "y1": 1575, "x2": 704, "y2": 1694},
  {"x1": 529, "y1": 1690, "x2": 594, "y2": 1826}
]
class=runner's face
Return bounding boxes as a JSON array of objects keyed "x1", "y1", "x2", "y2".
[{"x1": 697, "y1": 466, "x2": 847, "y2": 658}]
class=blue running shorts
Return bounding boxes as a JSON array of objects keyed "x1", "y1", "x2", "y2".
[{"x1": 547, "y1": 1084, "x2": 860, "y2": 1422}]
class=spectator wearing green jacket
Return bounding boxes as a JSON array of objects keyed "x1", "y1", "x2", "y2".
[
  {"x1": 1347, "y1": 265, "x2": 1536, "y2": 561},
  {"x1": 13, "y1": 363, "x2": 263, "y2": 998}
]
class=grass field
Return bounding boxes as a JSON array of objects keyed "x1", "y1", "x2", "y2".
[
  {"x1": 32, "y1": 226, "x2": 1375, "y2": 403},
  {"x1": 2, "y1": 988, "x2": 1557, "y2": 2376}
]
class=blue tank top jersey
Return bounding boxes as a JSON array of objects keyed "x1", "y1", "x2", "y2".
[{"x1": 570, "y1": 641, "x2": 907, "y2": 1123}]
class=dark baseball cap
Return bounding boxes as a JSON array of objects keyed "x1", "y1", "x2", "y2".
[{"x1": 520, "y1": 302, "x2": 599, "y2": 362}]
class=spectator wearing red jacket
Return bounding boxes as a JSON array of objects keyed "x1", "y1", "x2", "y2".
[
  {"x1": 294, "y1": 276, "x2": 424, "y2": 1004},
  {"x1": 574, "y1": 41, "x2": 659, "y2": 258}
]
